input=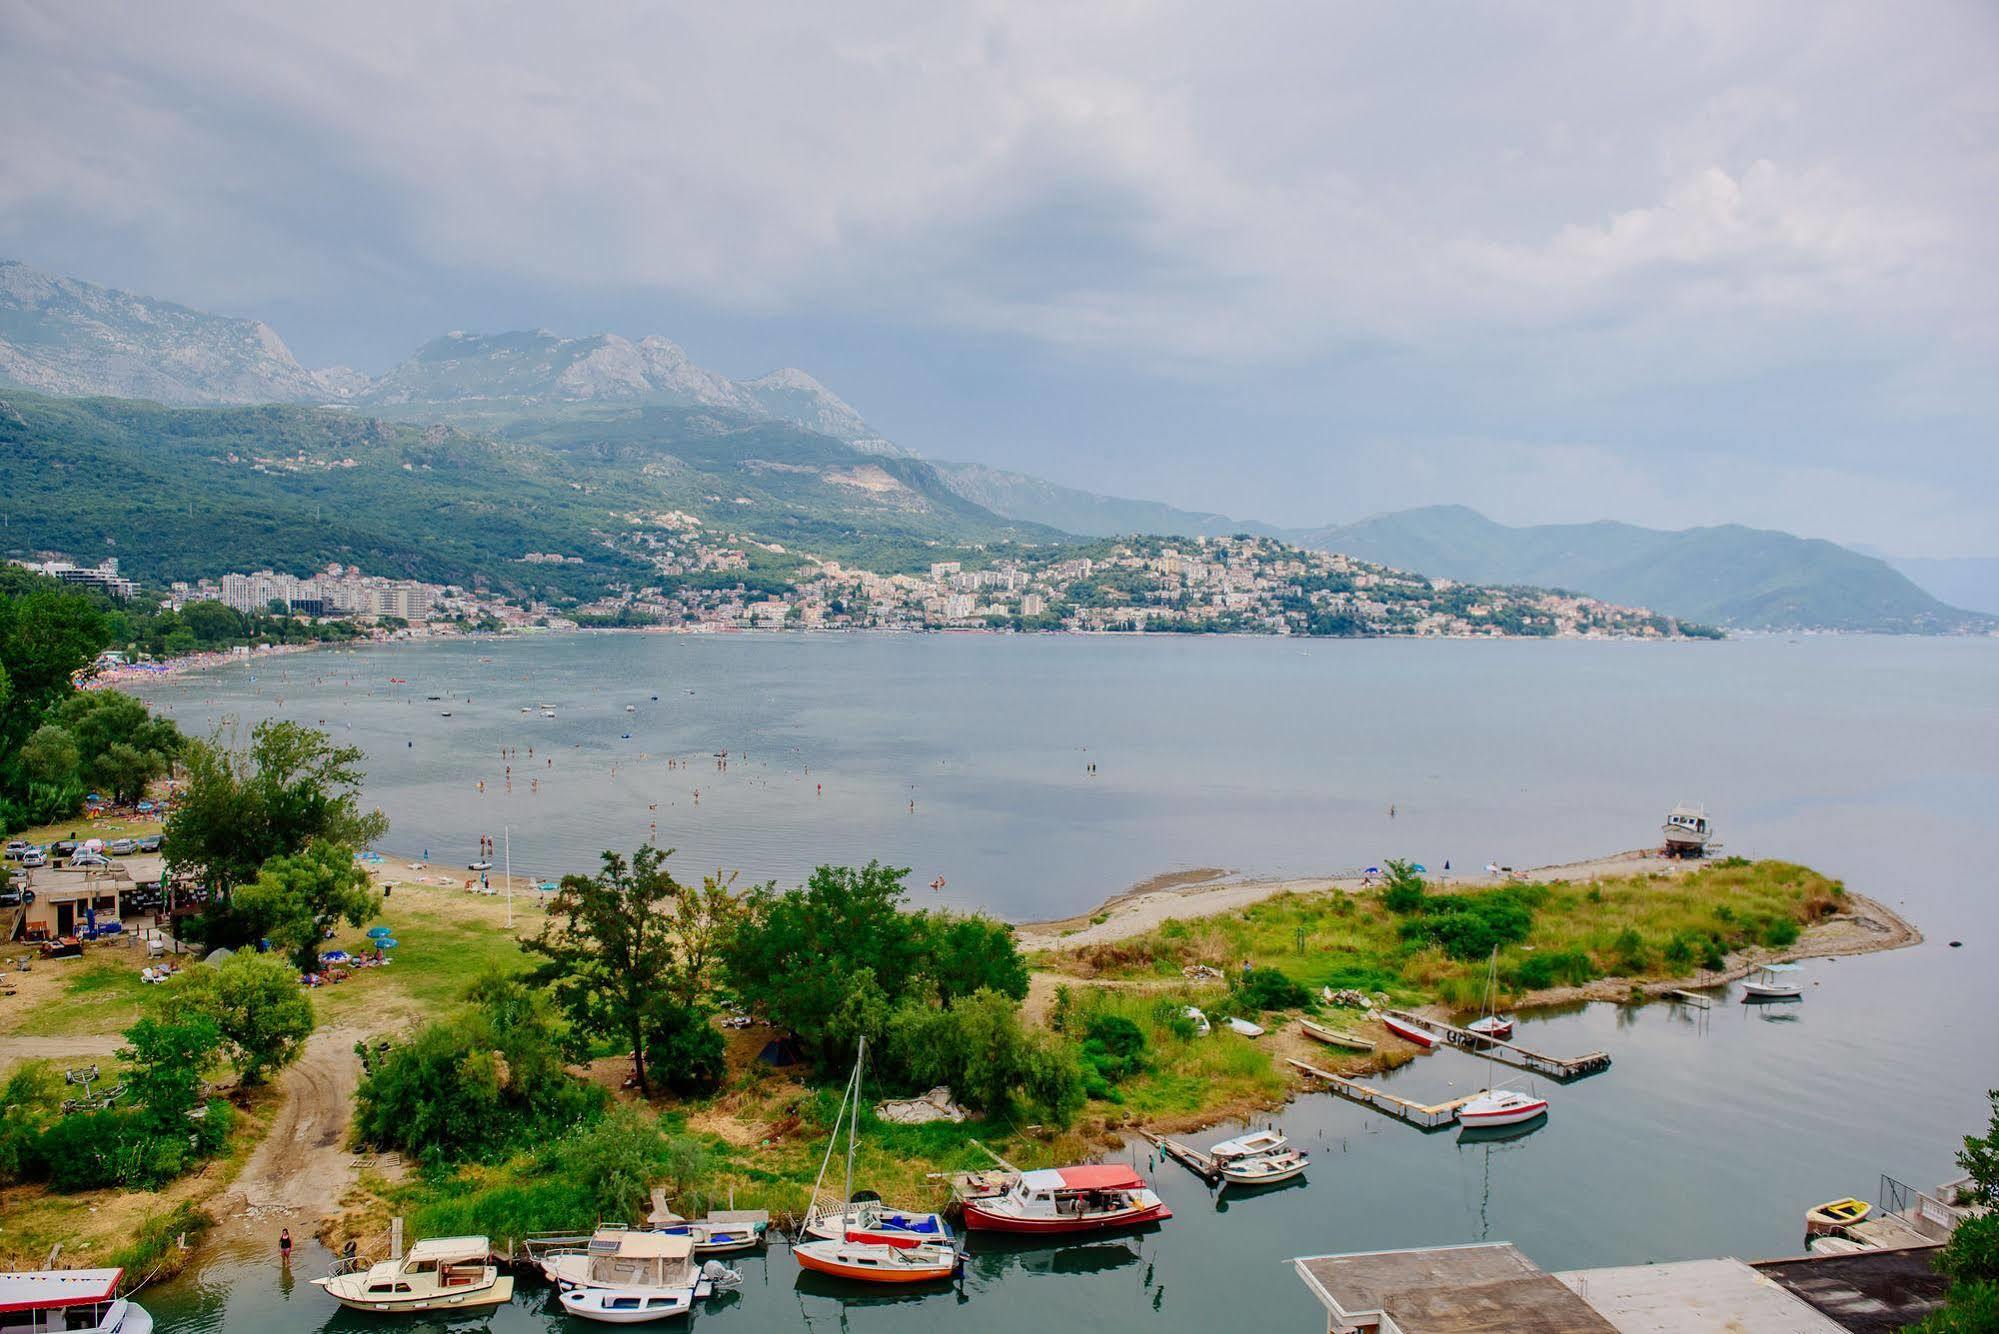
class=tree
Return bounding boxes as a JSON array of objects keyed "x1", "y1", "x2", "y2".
[
  {"x1": 0, "y1": 579, "x2": 105, "y2": 756},
  {"x1": 232, "y1": 841, "x2": 379, "y2": 973},
  {"x1": 120, "y1": 1012, "x2": 224, "y2": 1128},
  {"x1": 17, "y1": 724, "x2": 80, "y2": 789},
  {"x1": 1914, "y1": 1090, "x2": 1999, "y2": 1332},
  {"x1": 1380, "y1": 859, "x2": 1426, "y2": 913},
  {"x1": 159, "y1": 951, "x2": 316, "y2": 1083},
  {"x1": 164, "y1": 721, "x2": 388, "y2": 946},
  {"x1": 179, "y1": 600, "x2": 244, "y2": 644},
  {"x1": 528, "y1": 845, "x2": 692, "y2": 1098},
  {"x1": 55, "y1": 690, "x2": 181, "y2": 803}
]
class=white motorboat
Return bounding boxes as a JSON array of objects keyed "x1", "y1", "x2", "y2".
[
  {"x1": 548, "y1": 1231, "x2": 739, "y2": 1324},
  {"x1": 1208, "y1": 1129, "x2": 1288, "y2": 1163},
  {"x1": 1742, "y1": 962, "x2": 1804, "y2": 1000},
  {"x1": 1223, "y1": 1016, "x2": 1265, "y2": 1038},
  {"x1": 645, "y1": 1194, "x2": 770, "y2": 1253},
  {"x1": 313, "y1": 1235, "x2": 513, "y2": 1315},
  {"x1": 1182, "y1": 1006, "x2": 1211, "y2": 1037},
  {"x1": 1663, "y1": 801, "x2": 1712, "y2": 855},
  {"x1": 1219, "y1": 1147, "x2": 1309, "y2": 1187},
  {"x1": 0, "y1": 1269, "x2": 152, "y2": 1332}
]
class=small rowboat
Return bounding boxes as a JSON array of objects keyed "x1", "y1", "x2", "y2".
[
  {"x1": 1743, "y1": 963, "x2": 1804, "y2": 1000},
  {"x1": 791, "y1": 1236, "x2": 962, "y2": 1285},
  {"x1": 1381, "y1": 1014, "x2": 1438, "y2": 1049},
  {"x1": 1805, "y1": 1197, "x2": 1871, "y2": 1236},
  {"x1": 1220, "y1": 1148, "x2": 1309, "y2": 1187},
  {"x1": 1466, "y1": 1014, "x2": 1514, "y2": 1041},
  {"x1": 1209, "y1": 1129, "x2": 1288, "y2": 1162},
  {"x1": 1223, "y1": 1017, "x2": 1265, "y2": 1038},
  {"x1": 1298, "y1": 1017, "x2": 1374, "y2": 1052}
]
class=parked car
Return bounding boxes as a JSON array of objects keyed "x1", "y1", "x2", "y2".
[
  {"x1": 137, "y1": 834, "x2": 164, "y2": 853},
  {"x1": 107, "y1": 838, "x2": 137, "y2": 856},
  {"x1": 0, "y1": 885, "x2": 33, "y2": 908},
  {"x1": 50, "y1": 840, "x2": 78, "y2": 859},
  {"x1": 67, "y1": 850, "x2": 111, "y2": 869},
  {"x1": 18, "y1": 848, "x2": 47, "y2": 869},
  {"x1": 3, "y1": 841, "x2": 26, "y2": 861}
]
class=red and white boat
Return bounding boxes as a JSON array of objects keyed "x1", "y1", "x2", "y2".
[
  {"x1": 1466, "y1": 1014, "x2": 1514, "y2": 1041},
  {"x1": 792, "y1": 1234, "x2": 962, "y2": 1285},
  {"x1": 0, "y1": 1269, "x2": 151, "y2": 1332},
  {"x1": 1381, "y1": 1013, "x2": 1438, "y2": 1049},
  {"x1": 958, "y1": 1164, "x2": 1171, "y2": 1234},
  {"x1": 1456, "y1": 1088, "x2": 1549, "y2": 1128}
]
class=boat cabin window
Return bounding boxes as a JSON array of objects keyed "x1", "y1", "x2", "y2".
[{"x1": 366, "y1": 1281, "x2": 414, "y2": 1294}]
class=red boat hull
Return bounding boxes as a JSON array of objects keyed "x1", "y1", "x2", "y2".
[
  {"x1": 958, "y1": 1200, "x2": 1172, "y2": 1234},
  {"x1": 1382, "y1": 1016, "x2": 1437, "y2": 1049}
]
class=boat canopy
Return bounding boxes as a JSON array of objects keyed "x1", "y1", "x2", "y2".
[
  {"x1": 613, "y1": 1232, "x2": 694, "y2": 1260},
  {"x1": 405, "y1": 1236, "x2": 491, "y2": 1264},
  {"x1": 1020, "y1": 1165, "x2": 1146, "y2": 1193},
  {"x1": 0, "y1": 1269, "x2": 122, "y2": 1313}
]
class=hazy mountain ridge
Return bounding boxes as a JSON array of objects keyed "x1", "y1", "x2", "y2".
[
  {"x1": 0, "y1": 259, "x2": 324, "y2": 404},
  {"x1": 931, "y1": 460, "x2": 1284, "y2": 540},
  {"x1": 1290, "y1": 506, "x2": 1991, "y2": 633}
]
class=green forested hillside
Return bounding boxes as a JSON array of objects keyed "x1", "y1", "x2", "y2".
[{"x1": 0, "y1": 395, "x2": 1065, "y2": 598}]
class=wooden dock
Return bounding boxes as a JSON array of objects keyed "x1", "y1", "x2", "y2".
[
  {"x1": 1142, "y1": 1131, "x2": 1221, "y2": 1182},
  {"x1": 1287, "y1": 1059, "x2": 1478, "y2": 1130},
  {"x1": 1668, "y1": 989, "x2": 1713, "y2": 1009},
  {"x1": 1380, "y1": 1010, "x2": 1611, "y2": 1080}
]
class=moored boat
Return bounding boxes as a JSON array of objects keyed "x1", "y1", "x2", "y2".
[
  {"x1": 1742, "y1": 962, "x2": 1804, "y2": 1000},
  {"x1": 0, "y1": 1270, "x2": 152, "y2": 1332},
  {"x1": 958, "y1": 1164, "x2": 1172, "y2": 1234},
  {"x1": 1208, "y1": 1129, "x2": 1288, "y2": 1162},
  {"x1": 792, "y1": 1235, "x2": 963, "y2": 1285},
  {"x1": 313, "y1": 1235, "x2": 513, "y2": 1315},
  {"x1": 1381, "y1": 1013, "x2": 1438, "y2": 1049},
  {"x1": 1456, "y1": 1087, "x2": 1550, "y2": 1128},
  {"x1": 1805, "y1": 1197, "x2": 1872, "y2": 1236},
  {"x1": 801, "y1": 1039, "x2": 952, "y2": 1249},
  {"x1": 550, "y1": 1230, "x2": 739, "y2": 1324},
  {"x1": 1298, "y1": 1017, "x2": 1374, "y2": 1052},
  {"x1": 1466, "y1": 1014, "x2": 1514, "y2": 1041},
  {"x1": 1219, "y1": 1147, "x2": 1309, "y2": 1187}
]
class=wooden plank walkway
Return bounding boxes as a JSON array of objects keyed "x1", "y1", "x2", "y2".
[
  {"x1": 1141, "y1": 1131, "x2": 1220, "y2": 1182},
  {"x1": 1380, "y1": 1010, "x2": 1611, "y2": 1080},
  {"x1": 1287, "y1": 1059, "x2": 1478, "y2": 1130},
  {"x1": 1668, "y1": 989, "x2": 1713, "y2": 1009}
]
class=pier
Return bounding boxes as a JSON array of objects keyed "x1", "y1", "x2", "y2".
[
  {"x1": 1380, "y1": 1009, "x2": 1612, "y2": 1080},
  {"x1": 1141, "y1": 1131, "x2": 1222, "y2": 1182},
  {"x1": 1287, "y1": 1059, "x2": 1479, "y2": 1129},
  {"x1": 1667, "y1": 989, "x2": 1713, "y2": 1009}
]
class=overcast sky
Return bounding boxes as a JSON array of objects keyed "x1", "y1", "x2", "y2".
[{"x1": 3, "y1": 3, "x2": 1994, "y2": 555}]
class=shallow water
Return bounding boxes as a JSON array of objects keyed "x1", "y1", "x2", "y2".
[{"x1": 132, "y1": 632, "x2": 1999, "y2": 1331}]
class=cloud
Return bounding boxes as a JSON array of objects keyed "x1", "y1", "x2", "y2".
[{"x1": 1, "y1": 1, "x2": 1994, "y2": 551}]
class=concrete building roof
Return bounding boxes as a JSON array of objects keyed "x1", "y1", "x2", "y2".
[
  {"x1": 1293, "y1": 1243, "x2": 1616, "y2": 1333},
  {"x1": 1553, "y1": 1258, "x2": 1844, "y2": 1332},
  {"x1": 1751, "y1": 1246, "x2": 1949, "y2": 1333}
]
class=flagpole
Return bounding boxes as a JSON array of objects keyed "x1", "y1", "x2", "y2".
[{"x1": 504, "y1": 825, "x2": 513, "y2": 930}]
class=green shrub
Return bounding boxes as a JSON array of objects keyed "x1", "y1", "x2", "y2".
[
  {"x1": 1762, "y1": 917, "x2": 1801, "y2": 948},
  {"x1": 1080, "y1": 1015, "x2": 1149, "y2": 1084},
  {"x1": 1380, "y1": 860, "x2": 1427, "y2": 914},
  {"x1": 1613, "y1": 928, "x2": 1650, "y2": 974},
  {"x1": 642, "y1": 1007, "x2": 727, "y2": 1097},
  {"x1": 1512, "y1": 949, "x2": 1596, "y2": 990},
  {"x1": 1235, "y1": 967, "x2": 1312, "y2": 1011}
]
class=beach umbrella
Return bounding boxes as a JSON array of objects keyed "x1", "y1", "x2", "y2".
[
  {"x1": 320, "y1": 950, "x2": 351, "y2": 964},
  {"x1": 367, "y1": 926, "x2": 392, "y2": 939},
  {"x1": 1411, "y1": 864, "x2": 1427, "y2": 874},
  {"x1": 377, "y1": 938, "x2": 399, "y2": 950},
  {"x1": 1364, "y1": 865, "x2": 1380, "y2": 875}
]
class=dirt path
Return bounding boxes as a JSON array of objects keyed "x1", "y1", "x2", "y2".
[
  {"x1": 0, "y1": 1034, "x2": 123, "y2": 1071},
  {"x1": 207, "y1": 1028, "x2": 370, "y2": 1247}
]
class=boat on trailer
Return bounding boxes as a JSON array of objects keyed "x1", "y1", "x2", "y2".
[
  {"x1": 957, "y1": 1164, "x2": 1172, "y2": 1234},
  {"x1": 0, "y1": 1270, "x2": 152, "y2": 1332},
  {"x1": 1381, "y1": 1013, "x2": 1438, "y2": 1049},
  {"x1": 313, "y1": 1235, "x2": 513, "y2": 1315},
  {"x1": 1742, "y1": 962, "x2": 1804, "y2": 1000}
]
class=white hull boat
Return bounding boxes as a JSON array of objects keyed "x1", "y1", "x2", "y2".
[
  {"x1": 1663, "y1": 801, "x2": 1712, "y2": 854},
  {"x1": 1457, "y1": 1088, "x2": 1549, "y2": 1128},
  {"x1": 1208, "y1": 1129, "x2": 1288, "y2": 1163},
  {"x1": 1220, "y1": 1148, "x2": 1309, "y2": 1186},
  {"x1": 313, "y1": 1235, "x2": 513, "y2": 1315},
  {"x1": 1742, "y1": 962, "x2": 1804, "y2": 1000},
  {"x1": 0, "y1": 1269, "x2": 152, "y2": 1332}
]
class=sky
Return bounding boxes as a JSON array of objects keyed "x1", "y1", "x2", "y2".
[{"x1": 2, "y1": 3, "x2": 1995, "y2": 556}]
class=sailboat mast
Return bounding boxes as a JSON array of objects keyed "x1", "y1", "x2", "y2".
[{"x1": 844, "y1": 1036, "x2": 864, "y2": 1210}]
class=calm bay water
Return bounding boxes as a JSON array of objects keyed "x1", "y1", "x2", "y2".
[{"x1": 133, "y1": 632, "x2": 1998, "y2": 1332}]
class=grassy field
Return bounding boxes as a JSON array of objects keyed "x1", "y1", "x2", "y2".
[{"x1": 1037, "y1": 859, "x2": 1848, "y2": 1011}]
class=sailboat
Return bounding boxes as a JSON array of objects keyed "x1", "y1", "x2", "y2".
[
  {"x1": 798, "y1": 1039, "x2": 955, "y2": 1250},
  {"x1": 1456, "y1": 949, "x2": 1549, "y2": 1130}
]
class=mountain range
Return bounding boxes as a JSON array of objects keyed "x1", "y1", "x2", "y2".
[{"x1": 2, "y1": 257, "x2": 1990, "y2": 633}]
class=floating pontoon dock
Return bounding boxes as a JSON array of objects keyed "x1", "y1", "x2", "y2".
[
  {"x1": 1380, "y1": 1009, "x2": 1611, "y2": 1080},
  {"x1": 1287, "y1": 1059, "x2": 1479, "y2": 1130}
]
